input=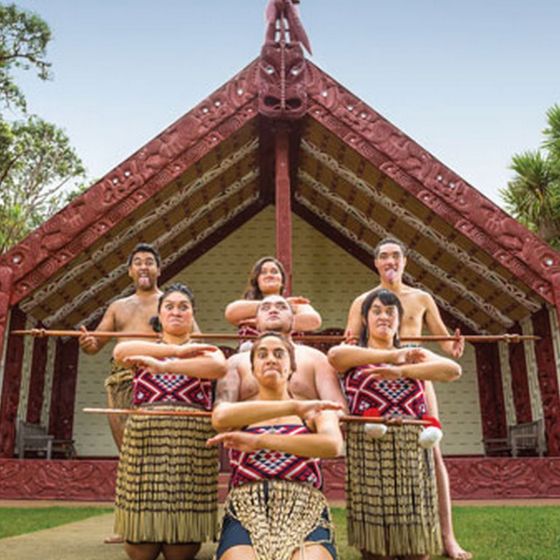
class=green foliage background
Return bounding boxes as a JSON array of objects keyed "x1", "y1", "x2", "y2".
[
  {"x1": 0, "y1": 2, "x2": 86, "y2": 255},
  {"x1": 500, "y1": 104, "x2": 560, "y2": 249}
]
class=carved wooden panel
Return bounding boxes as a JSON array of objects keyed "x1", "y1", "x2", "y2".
[
  {"x1": 445, "y1": 457, "x2": 560, "y2": 499},
  {"x1": 26, "y1": 329, "x2": 49, "y2": 424},
  {"x1": 0, "y1": 265, "x2": 14, "y2": 363},
  {"x1": 508, "y1": 323, "x2": 533, "y2": 424},
  {"x1": 0, "y1": 459, "x2": 117, "y2": 500},
  {"x1": 2, "y1": 458, "x2": 559, "y2": 501},
  {"x1": 323, "y1": 458, "x2": 560, "y2": 500},
  {"x1": 0, "y1": 307, "x2": 27, "y2": 457},
  {"x1": 258, "y1": 0, "x2": 310, "y2": 118},
  {"x1": 48, "y1": 337, "x2": 80, "y2": 441},
  {"x1": 474, "y1": 342, "x2": 508, "y2": 441},
  {"x1": 532, "y1": 308, "x2": 560, "y2": 456},
  {"x1": 258, "y1": 42, "x2": 307, "y2": 120}
]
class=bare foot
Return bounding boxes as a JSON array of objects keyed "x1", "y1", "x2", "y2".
[
  {"x1": 444, "y1": 539, "x2": 473, "y2": 559},
  {"x1": 104, "y1": 534, "x2": 124, "y2": 544}
]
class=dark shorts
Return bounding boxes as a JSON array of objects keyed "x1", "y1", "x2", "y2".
[{"x1": 216, "y1": 508, "x2": 337, "y2": 559}]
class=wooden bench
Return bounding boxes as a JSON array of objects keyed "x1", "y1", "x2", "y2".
[
  {"x1": 510, "y1": 419, "x2": 546, "y2": 457},
  {"x1": 16, "y1": 420, "x2": 54, "y2": 459},
  {"x1": 483, "y1": 419, "x2": 546, "y2": 457},
  {"x1": 16, "y1": 420, "x2": 76, "y2": 459}
]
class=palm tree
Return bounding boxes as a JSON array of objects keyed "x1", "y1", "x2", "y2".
[
  {"x1": 500, "y1": 104, "x2": 560, "y2": 248},
  {"x1": 543, "y1": 104, "x2": 560, "y2": 173}
]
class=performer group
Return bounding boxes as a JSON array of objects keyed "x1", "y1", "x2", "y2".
[{"x1": 78, "y1": 238, "x2": 472, "y2": 560}]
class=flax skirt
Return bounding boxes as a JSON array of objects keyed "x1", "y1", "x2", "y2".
[
  {"x1": 104, "y1": 360, "x2": 134, "y2": 436},
  {"x1": 222, "y1": 480, "x2": 335, "y2": 560},
  {"x1": 345, "y1": 423, "x2": 442, "y2": 557},
  {"x1": 114, "y1": 406, "x2": 219, "y2": 544}
]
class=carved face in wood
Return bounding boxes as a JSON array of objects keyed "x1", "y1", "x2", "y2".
[{"x1": 258, "y1": 42, "x2": 307, "y2": 120}]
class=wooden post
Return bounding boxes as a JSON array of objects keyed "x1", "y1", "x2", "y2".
[
  {"x1": 26, "y1": 325, "x2": 49, "y2": 424},
  {"x1": 0, "y1": 265, "x2": 14, "y2": 363},
  {"x1": 507, "y1": 323, "x2": 533, "y2": 424},
  {"x1": 48, "y1": 337, "x2": 80, "y2": 442},
  {"x1": 532, "y1": 308, "x2": 560, "y2": 456},
  {"x1": 0, "y1": 306, "x2": 27, "y2": 457},
  {"x1": 474, "y1": 342, "x2": 508, "y2": 445},
  {"x1": 275, "y1": 125, "x2": 292, "y2": 295}
]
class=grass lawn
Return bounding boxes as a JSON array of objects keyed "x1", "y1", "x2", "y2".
[
  {"x1": 331, "y1": 506, "x2": 560, "y2": 560},
  {"x1": 1, "y1": 504, "x2": 559, "y2": 559},
  {"x1": 0, "y1": 506, "x2": 112, "y2": 540}
]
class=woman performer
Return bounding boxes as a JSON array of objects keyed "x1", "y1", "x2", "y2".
[
  {"x1": 208, "y1": 332, "x2": 343, "y2": 560},
  {"x1": 328, "y1": 289, "x2": 461, "y2": 560},
  {"x1": 224, "y1": 256, "x2": 322, "y2": 345},
  {"x1": 112, "y1": 283, "x2": 226, "y2": 560}
]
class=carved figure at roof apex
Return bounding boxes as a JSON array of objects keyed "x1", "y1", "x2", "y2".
[
  {"x1": 264, "y1": 0, "x2": 311, "y2": 54},
  {"x1": 259, "y1": 0, "x2": 310, "y2": 120}
]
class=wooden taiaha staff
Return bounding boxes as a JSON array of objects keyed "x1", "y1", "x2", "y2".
[
  {"x1": 83, "y1": 407, "x2": 431, "y2": 425},
  {"x1": 12, "y1": 329, "x2": 539, "y2": 343}
]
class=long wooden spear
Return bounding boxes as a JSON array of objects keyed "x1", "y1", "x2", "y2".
[
  {"x1": 12, "y1": 329, "x2": 539, "y2": 343},
  {"x1": 84, "y1": 407, "x2": 431, "y2": 425}
]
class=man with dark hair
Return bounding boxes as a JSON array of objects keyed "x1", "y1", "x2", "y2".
[
  {"x1": 345, "y1": 237, "x2": 471, "y2": 560},
  {"x1": 79, "y1": 243, "x2": 163, "y2": 545},
  {"x1": 126, "y1": 242, "x2": 162, "y2": 268},
  {"x1": 217, "y1": 295, "x2": 346, "y2": 409},
  {"x1": 79, "y1": 243, "x2": 163, "y2": 449},
  {"x1": 372, "y1": 236, "x2": 408, "y2": 260}
]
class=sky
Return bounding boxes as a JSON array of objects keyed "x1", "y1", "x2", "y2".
[{"x1": 9, "y1": 0, "x2": 560, "y2": 208}]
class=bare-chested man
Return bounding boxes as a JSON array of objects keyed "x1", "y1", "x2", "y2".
[
  {"x1": 345, "y1": 237, "x2": 471, "y2": 560},
  {"x1": 78, "y1": 243, "x2": 162, "y2": 545},
  {"x1": 79, "y1": 243, "x2": 163, "y2": 450},
  {"x1": 217, "y1": 295, "x2": 346, "y2": 409}
]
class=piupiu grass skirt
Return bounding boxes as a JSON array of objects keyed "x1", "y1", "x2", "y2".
[
  {"x1": 224, "y1": 479, "x2": 335, "y2": 560},
  {"x1": 104, "y1": 361, "x2": 134, "y2": 437},
  {"x1": 105, "y1": 359, "x2": 134, "y2": 409},
  {"x1": 346, "y1": 423, "x2": 441, "y2": 557},
  {"x1": 114, "y1": 405, "x2": 219, "y2": 544}
]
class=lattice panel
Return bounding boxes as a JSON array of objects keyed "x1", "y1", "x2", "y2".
[
  {"x1": 41, "y1": 338, "x2": 56, "y2": 427},
  {"x1": 499, "y1": 339, "x2": 516, "y2": 426},
  {"x1": 0, "y1": 309, "x2": 8, "y2": 376},
  {"x1": 548, "y1": 306, "x2": 560, "y2": 393},
  {"x1": 16, "y1": 316, "x2": 35, "y2": 422},
  {"x1": 73, "y1": 343, "x2": 119, "y2": 457},
  {"x1": 422, "y1": 342, "x2": 483, "y2": 455},
  {"x1": 521, "y1": 316, "x2": 544, "y2": 421}
]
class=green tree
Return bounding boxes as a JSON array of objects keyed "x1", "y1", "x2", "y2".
[
  {"x1": 501, "y1": 104, "x2": 560, "y2": 248},
  {"x1": 0, "y1": 116, "x2": 85, "y2": 253},
  {"x1": 0, "y1": 3, "x2": 86, "y2": 254},
  {"x1": 0, "y1": 3, "x2": 51, "y2": 111}
]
